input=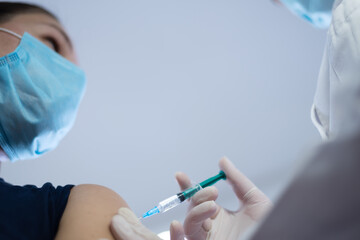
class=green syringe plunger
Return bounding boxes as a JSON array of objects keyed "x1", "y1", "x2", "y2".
[{"x1": 181, "y1": 170, "x2": 226, "y2": 200}]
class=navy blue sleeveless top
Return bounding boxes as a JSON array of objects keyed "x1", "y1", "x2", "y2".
[{"x1": 0, "y1": 178, "x2": 73, "y2": 239}]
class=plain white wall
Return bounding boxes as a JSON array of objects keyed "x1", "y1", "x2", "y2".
[{"x1": 1, "y1": 0, "x2": 326, "y2": 234}]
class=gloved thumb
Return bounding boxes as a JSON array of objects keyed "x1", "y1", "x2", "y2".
[
  {"x1": 170, "y1": 220, "x2": 185, "y2": 240},
  {"x1": 219, "y1": 157, "x2": 263, "y2": 203},
  {"x1": 111, "y1": 208, "x2": 161, "y2": 240},
  {"x1": 219, "y1": 157, "x2": 272, "y2": 221}
]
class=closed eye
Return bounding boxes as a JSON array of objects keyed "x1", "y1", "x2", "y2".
[{"x1": 43, "y1": 36, "x2": 60, "y2": 53}]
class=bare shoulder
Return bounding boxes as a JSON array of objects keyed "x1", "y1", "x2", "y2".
[{"x1": 55, "y1": 184, "x2": 129, "y2": 240}]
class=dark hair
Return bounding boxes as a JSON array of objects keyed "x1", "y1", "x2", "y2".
[{"x1": 0, "y1": 2, "x2": 58, "y2": 24}]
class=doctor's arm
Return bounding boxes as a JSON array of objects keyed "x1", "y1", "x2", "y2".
[{"x1": 251, "y1": 132, "x2": 360, "y2": 239}]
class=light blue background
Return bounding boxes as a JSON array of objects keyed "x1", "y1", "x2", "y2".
[{"x1": 2, "y1": 0, "x2": 326, "y2": 234}]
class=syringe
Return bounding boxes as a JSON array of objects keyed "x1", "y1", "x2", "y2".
[{"x1": 141, "y1": 170, "x2": 226, "y2": 219}]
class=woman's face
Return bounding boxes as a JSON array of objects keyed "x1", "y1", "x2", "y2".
[
  {"x1": 0, "y1": 12, "x2": 76, "y2": 63},
  {"x1": 0, "y1": 12, "x2": 77, "y2": 162}
]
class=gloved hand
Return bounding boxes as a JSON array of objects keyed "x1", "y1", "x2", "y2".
[
  {"x1": 175, "y1": 157, "x2": 273, "y2": 240},
  {"x1": 110, "y1": 157, "x2": 272, "y2": 240},
  {"x1": 110, "y1": 207, "x2": 185, "y2": 240}
]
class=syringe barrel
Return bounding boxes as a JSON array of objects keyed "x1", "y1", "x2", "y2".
[{"x1": 157, "y1": 194, "x2": 181, "y2": 213}]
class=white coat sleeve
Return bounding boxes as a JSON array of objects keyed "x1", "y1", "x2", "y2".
[{"x1": 250, "y1": 130, "x2": 360, "y2": 240}]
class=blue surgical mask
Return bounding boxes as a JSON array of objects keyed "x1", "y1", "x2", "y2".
[
  {"x1": 0, "y1": 28, "x2": 86, "y2": 162},
  {"x1": 280, "y1": 0, "x2": 335, "y2": 28}
]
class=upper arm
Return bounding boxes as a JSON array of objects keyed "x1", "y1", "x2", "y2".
[{"x1": 54, "y1": 184, "x2": 128, "y2": 240}]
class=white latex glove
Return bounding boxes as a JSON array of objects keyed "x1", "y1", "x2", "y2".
[
  {"x1": 110, "y1": 157, "x2": 271, "y2": 240},
  {"x1": 175, "y1": 157, "x2": 272, "y2": 240},
  {"x1": 110, "y1": 207, "x2": 185, "y2": 240}
]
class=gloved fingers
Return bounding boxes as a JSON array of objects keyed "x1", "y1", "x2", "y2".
[
  {"x1": 202, "y1": 218, "x2": 213, "y2": 232},
  {"x1": 170, "y1": 220, "x2": 185, "y2": 240},
  {"x1": 111, "y1": 208, "x2": 161, "y2": 240},
  {"x1": 244, "y1": 200, "x2": 273, "y2": 221},
  {"x1": 242, "y1": 186, "x2": 271, "y2": 206},
  {"x1": 184, "y1": 201, "x2": 218, "y2": 239},
  {"x1": 219, "y1": 157, "x2": 268, "y2": 204},
  {"x1": 111, "y1": 214, "x2": 142, "y2": 240},
  {"x1": 175, "y1": 172, "x2": 192, "y2": 191},
  {"x1": 190, "y1": 186, "x2": 218, "y2": 207}
]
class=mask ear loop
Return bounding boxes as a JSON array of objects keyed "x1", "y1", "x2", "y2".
[{"x1": 0, "y1": 28, "x2": 22, "y2": 39}]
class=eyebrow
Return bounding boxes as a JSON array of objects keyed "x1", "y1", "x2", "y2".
[{"x1": 40, "y1": 22, "x2": 73, "y2": 49}]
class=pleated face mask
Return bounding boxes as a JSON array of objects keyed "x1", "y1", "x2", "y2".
[
  {"x1": 280, "y1": 0, "x2": 335, "y2": 28},
  {"x1": 0, "y1": 28, "x2": 86, "y2": 162}
]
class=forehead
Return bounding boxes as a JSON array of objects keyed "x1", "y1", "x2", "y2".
[
  {"x1": 2, "y1": 12, "x2": 65, "y2": 34},
  {"x1": 1, "y1": 12, "x2": 72, "y2": 49}
]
